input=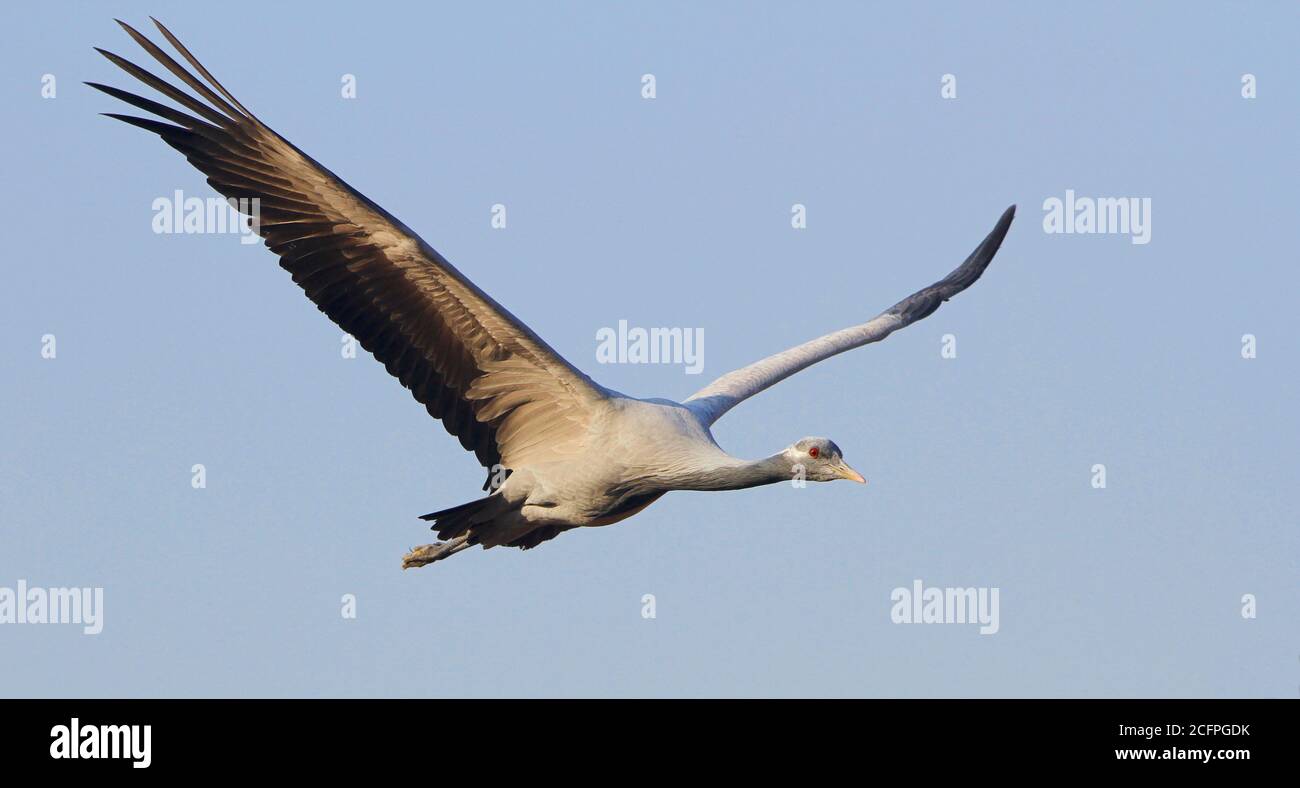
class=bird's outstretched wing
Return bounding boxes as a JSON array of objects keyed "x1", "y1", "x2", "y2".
[
  {"x1": 91, "y1": 19, "x2": 608, "y2": 485},
  {"x1": 684, "y1": 205, "x2": 1015, "y2": 426}
]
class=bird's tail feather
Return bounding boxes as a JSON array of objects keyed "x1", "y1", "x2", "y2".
[
  {"x1": 419, "y1": 497, "x2": 488, "y2": 523},
  {"x1": 419, "y1": 495, "x2": 509, "y2": 542}
]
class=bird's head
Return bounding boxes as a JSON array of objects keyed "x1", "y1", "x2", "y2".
[{"x1": 785, "y1": 437, "x2": 866, "y2": 484}]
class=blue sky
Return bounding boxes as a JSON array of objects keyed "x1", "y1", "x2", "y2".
[{"x1": 1, "y1": 1, "x2": 1296, "y2": 697}]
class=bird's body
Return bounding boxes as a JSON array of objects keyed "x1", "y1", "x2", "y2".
[
  {"x1": 419, "y1": 396, "x2": 763, "y2": 559},
  {"x1": 92, "y1": 19, "x2": 1015, "y2": 569}
]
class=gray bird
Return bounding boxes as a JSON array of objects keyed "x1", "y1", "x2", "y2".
[{"x1": 91, "y1": 20, "x2": 1014, "y2": 569}]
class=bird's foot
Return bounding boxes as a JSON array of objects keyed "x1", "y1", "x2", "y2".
[
  {"x1": 401, "y1": 543, "x2": 444, "y2": 570},
  {"x1": 402, "y1": 537, "x2": 473, "y2": 570}
]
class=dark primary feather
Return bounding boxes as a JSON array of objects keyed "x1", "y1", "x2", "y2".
[
  {"x1": 91, "y1": 19, "x2": 607, "y2": 489},
  {"x1": 885, "y1": 204, "x2": 1015, "y2": 323}
]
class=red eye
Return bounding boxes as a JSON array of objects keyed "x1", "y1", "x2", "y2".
[{"x1": 808, "y1": 447, "x2": 820, "y2": 458}]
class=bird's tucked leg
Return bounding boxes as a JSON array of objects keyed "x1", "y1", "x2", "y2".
[{"x1": 402, "y1": 535, "x2": 472, "y2": 569}]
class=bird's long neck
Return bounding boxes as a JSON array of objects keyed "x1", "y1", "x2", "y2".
[{"x1": 671, "y1": 453, "x2": 791, "y2": 492}]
